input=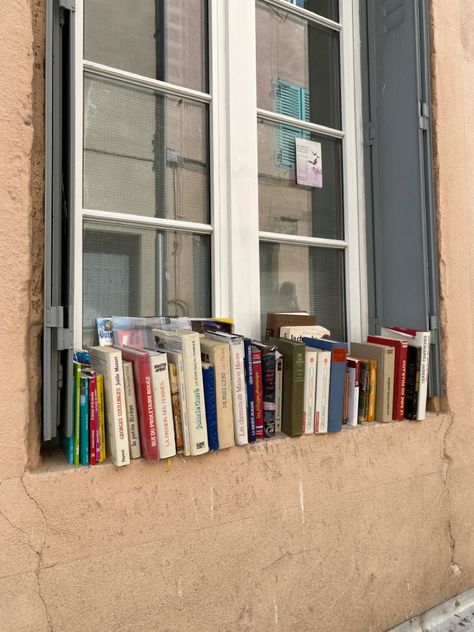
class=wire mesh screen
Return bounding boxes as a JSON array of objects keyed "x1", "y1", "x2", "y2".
[
  {"x1": 260, "y1": 241, "x2": 346, "y2": 340},
  {"x1": 83, "y1": 221, "x2": 211, "y2": 346},
  {"x1": 83, "y1": 75, "x2": 210, "y2": 224}
]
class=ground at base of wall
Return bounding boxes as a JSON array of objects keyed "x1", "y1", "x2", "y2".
[{"x1": 390, "y1": 588, "x2": 474, "y2": 632}]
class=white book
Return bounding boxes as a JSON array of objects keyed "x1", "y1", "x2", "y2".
[
  {"x1": 303, "y1": 349, "x2": 317, "y2": 434},
  {"x1": 280, "y1": 325, "x2": 331, "y2": 342},
  {"x1": 204, "y1": 332, "x2": 248, "y2": 446},
  {"x1": 380, "y1": 327, "x2": 431, "y2": 420},
  {"x1": 346, "y1": 365, "x2": 359, "y2": 428},
  {"x1": 88, "y1": 346, "x2": 130, "y2": 466},
  {"x1": 275, "y1": 352, "x2": 283, "y2": 433},
  {"x1": 152, "y1": 329, "x2": 209, "y2": 455},
  {"x1": 314, "y1": 349, "x2": 331, "y2": 434},
  {"x1": 123, "y1": 361, "x2": 141, "y2": 458},
  {"x1": 149, "y1": 353, "x2": 176, "y2": 459},
  {"x1": 166, "y1": 351, "x2": 191, "y2": 456}
]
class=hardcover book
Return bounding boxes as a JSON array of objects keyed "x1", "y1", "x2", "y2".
[
  {"x1": 79, "y1": 372, "x2": 90, "y2": 466},
  {"x1": 96, "y1": 373, "x2": 106, "y2": 462},
  {"x1": 303, "y1": 338, "x2": 348, "y2": 433},
  {"x1": 265, "y1": 312, "x2": 315, "y2": 341},
  {"x1": 368, "y1": 335, "x2": 408, "y2": 421},
  {"x1": 73, "y1": 361, "x2": 81, "y2": 465},
  {"x1": 314, "y1": 349, "x2": 331, "y2": 433},
  {"x1": 202, "y1": 362, "x2": 219, "y2": 450},
  {"x1": 346, "y1": 358, "x2": 361, "y2": 427},
  {"x1": 166, "y1": 351, "x2": 190, "y2": 456},
  {"x1": 252, "y1": 341, "x2": 277, "y2": 438},
  {"x1": 404, "y1": 346, "x2": 421, "y2": 419},
  {"x1": 149, "y1": 352, "x2": 176, "y2": 459},
  {"x1": 280, "y1": 325, "x2": 331, "y2": 342},
  {"x1": 88, "y1": 371, "x2": 98, "y2": 465},
  {"x1": 243, "y1": 337, "x2": 256, "y2": 443},
  {"x1": 275, "y1": 352, "x2": 283, "y2": 433},
  {"x1": 269, "y1": 337, "x2": 305, "y2": 437},
  {"x1": 252, "y1": 346, "x2": 264, "y2": 439},
  {"x1": 168, "y1": 362, "x2": 184, "y2": 453},
  {"x1": 303, "y1": 349, "x2": 317, "y2": 434},
  {"x1": 350, "y1": 342, "x2": 395, "y2": 423}
]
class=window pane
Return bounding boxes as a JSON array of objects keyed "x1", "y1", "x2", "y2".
[
  {"x1": 260, "y1": 242, "x2": 346, "y2": 340},
  {"x1": 83, "y1": 221, "x2": 211, "y2": 346},
  {"x1": 281, "y1": 0, "x2": 338, "y2": 21},
  {"x1": 84, "y1": 0, "x2": 208, "y2": 93},
  {"x1": 256, "y1": 1, "x2": 341, "y2": 130},
  {"x1": 83, "y1": 75, "x2": 209, "y2": 225},
  {"x1": 258, "y1": 118, "x2": 343, "y2": 240}
]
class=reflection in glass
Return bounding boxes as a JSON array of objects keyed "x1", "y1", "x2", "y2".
[
  {"x1": 260, "y1": 241, "x2": 346, "y2": 340},
  {"x1": 256, "y1": 1, "x2": 341, "y2": 130},
  {"x1": 83, "y1": 75, "x2": 209, "y2": 224},
  {"x1": 258, "y1": 118, "x2": 343, "y2": 240},
  {"x1": 83, "y1": 222, "x2": 211, "y2": 346},
  {"x1": 280, "y1": 0, "x2": 338, "y2": 21},
  {"x1": 84, "y1": 0, "x2": 208, "y2": 93}
]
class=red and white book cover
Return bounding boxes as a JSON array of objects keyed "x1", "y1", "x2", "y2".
[{"x1": 149, "y1": 353, "x2": 176, "y2": 459}]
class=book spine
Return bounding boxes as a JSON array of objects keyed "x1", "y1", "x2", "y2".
[
  {"x1": 80, "y1": 375, "x2": 89, "y2": 466},
  {"x1": 203, "y1": 365, "x2": 219, "y2": 450},
  {"x1": 327, "y1": 347, "x2": 347, "y2": 432},
  {"x1": 405, "y1": 346, "x2": 420, "y2": 420},
  {"x1": 275, "y1": 353, "x2": 283, "y2": 433},
  {"x1": 110, "y1": 354, "x2": 131, "y2": 466},
  {"x1": 415, "y1": 332, "x2": 430, "y2": 420},
  {"x1": 229, "y1": 339, "x2": 249, "y2": 445},
  {"x1": 173, "y1": 354, "x2": 191, "y2": 456},
  {"x1": 303, "y1": 350, "x2": 317, "y2": 434},
  {"x1": 252, "y1": 349, "x2": 264, "y2": 439},
  {"x1": 150, "y1": 355, "x2": 176, "y2": 459},
  {"x1": 346, "y1": 367, "x2": 358, "y2": 427},
  {"x1": 211, "y1": 346, "x2": 235, "y2": 449},
  {"x1": 243, "y1": 339, "x2": 256, "y2": 443},
  {"x1": 168, "y1": 362, "x2": 184, "y2": 453},
  {"x1": 96, "y1": 374, "x2": 106, "y2": 462},
  {"x1": 182, "y1": 336, "x2": 209, "y2": 455},
  {"x1": 89, "y1": 373, "x2": 97, "y2": 465},
  {"x1": 262, "y1": 351, "x2": 276, "y2": 438},
  {"x1": 398, "y1": 343, "x2": 408, "y2": 420},
  {"x1": 123, "y1": 362, "x2": 141, "y2": 459},
  {"x1": 367, "y1": 360, "x2": 377, "y2": 422},
  {"x1": 342, "y1": 368, "x2": 349, "y2": 424},
  {"x1": 73, "y1": 362, "x2": 81, "y2": 465},
  {"x1": 131, "y1": 356, "x2": 159, "y2": 461},
  {"x1": 357, "y1": 363, "x2": 369, "y2": 423},
  {"x1": 382, "y1": 349, "x2": 395, "y2": 422},
  {"x1": 314, "y1": 350, "x2": 330, "y2": 433}
]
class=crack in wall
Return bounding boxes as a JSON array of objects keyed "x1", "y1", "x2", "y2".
[{"x1": 441, "y1": 412, "x2": 461, "y2": 577}]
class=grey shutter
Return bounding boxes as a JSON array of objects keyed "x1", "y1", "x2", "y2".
[
  {"x1": 44, "y1": 0, "x2": 76, "y2": 441},
  {"x1": 361, "y1": 0, "x2": 441, "y2": 396}
]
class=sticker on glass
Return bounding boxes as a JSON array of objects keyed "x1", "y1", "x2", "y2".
[{"x1": 295, "y1": 138, "x2": 323, "y2": 188}]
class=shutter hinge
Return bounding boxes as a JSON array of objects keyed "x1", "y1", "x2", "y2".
[
  {"x1": 55, "y1": 328, "x2": 75, "y2": 351},
  {"x1": 59, "y1": 0, "x2": 75, "y2": 11},
  {"x1": 46, "y1": 306, "x2": 64, "y2": 328},
  {"x1": 46, "y1": 306, "x2": 74, "y2": 350},
  {"x1": 419, "y1": 101, "x2": 430, "y2": 131},
  {"x1": 429, "y1": 314, "x2": 439, "y2": 332}
]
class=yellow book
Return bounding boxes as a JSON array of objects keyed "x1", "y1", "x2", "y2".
[{"x1": 96, "y1": 374, "x2": 106, "y2": 462}]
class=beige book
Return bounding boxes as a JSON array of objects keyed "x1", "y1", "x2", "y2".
[{"x1": 350, "y1": 342, "x2": 395, "y2": 423}]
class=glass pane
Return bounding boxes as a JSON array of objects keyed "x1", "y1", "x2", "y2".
[
  {"x1": 258, "y1": 118, "x2": 343, "y2": 240},
  {"x1": 84, "y1": 0, "x2": 208, "y2": 93},
  {"x1": 280, "y1": 0, "x2": 338, "y2": 21},
  {"x1": 83, "y1": 75, "x2": 209, "y2": 225},
  {"x1": 260, "y1": 242, "x2": 346, "y2": 340},
  {"x1": 83, "y1": 221, "x2": 211, "y2": 346},
  {"x1": 256, "y1": 1, "x2": 341, "y2": 130}
]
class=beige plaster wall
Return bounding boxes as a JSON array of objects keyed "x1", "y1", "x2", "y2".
[{"x1": 1, "y1": 1, "x2": 474, "y2": 631}]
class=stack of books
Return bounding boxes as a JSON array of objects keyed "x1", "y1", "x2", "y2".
[{"x1": 62, "y1": 315, "x2": 431, "y2": 467}]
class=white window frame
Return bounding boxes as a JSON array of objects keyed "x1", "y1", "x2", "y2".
[{"x1": 72, "y1": 0, "x2": 367, "y2": 348}]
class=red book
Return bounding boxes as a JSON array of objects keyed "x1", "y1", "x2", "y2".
[
  {"x1": 120, "y1": 347, "x2": 159, "y2": 461},
  {"x1": 252, "y1": 346, "x2": 264, "y2": 439},
  {"x1": 367, "y1": 335, "x2": 408, "y2": 420},
  {"x1": 89, "y1": 372, "x2": 97, "y2": 465}
]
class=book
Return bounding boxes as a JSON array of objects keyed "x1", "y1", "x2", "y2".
[
  {"x1": 191, "y1": 318, "x2": 234, "y2": 334},
  {"x1": 275, "y1": 352, "x2": 283, "y2": 433},
  {"x1": 79, "y1": 372, "x2": 90, "y2": 466},
  {"x1": 73, "y1": 361, "x2": 81, "y2": 465},
  {"x1": 88, "y1": 371, "x2": 98, "y2": 465},
  {"x1": 149, "y1": 352, "x2": 176, "y2": 459},
  {"x1": 243, "y1": 338, "x2": 256, "y2": 443},
  {"x1": 96, "y1": 373, "x2": 106, "y2": 462},
  {"x1": 252, "y1": 346, "x2": 264, "y2": 439},
  {"x1": 303, "y1": 338, "x2": 347, "y2": 432},
  {"x1": 368, "y1": 335, "x2": 408, "y2": 421},
  {"x1": 269, "y1": 337, "x2": 305, "y2": 437},
  {"x1": 265, "y1": 312, "x2": 315, "y2": 341},
  {"x1": 350, "y1": 342, "x2": 395, "y2": 423},
  {"x1": 314, "y1": 349, "x2": 331, "y2": 433},
  {"x1": 153, "y1": 329, "x2": 209, "y2": 455},
  {"x1": 342, "y1": 368, "x2": 349, "y2": 424},
  {"x1": 168, "y1": 362, "x2": 184, "y2": 453},
  {"x1": 346, "y1": 358, "x2": 361, "y2": 427},
  {"x1": 280, "y1": 325, "x2": 331, "y2": 342},
  {"x1": 88, "y1": 347, "x2": 131, "y2": 466},
  {"x1": 123, "y1": 361, "x2": 141, "y2": 459},
  {"x1": 96, "y1": 318, "x2": 113, "y2": 346},
  {"x1": 200, "y1": 338, "x2": 235, "y2": 449},
  {"x1": 380, "y1": 327, "x2": 431, "y2": 420},
  {"x1": 204, "y1": 332, "x2": 248, "y2": 446},
  {"x1": 252, "y1": 341, "x2": 277, "y2": 438},
  {"x1": 61, "y1": 430, "x2": 74, "y2": 465},
  {"x1": 120, "y1": 347, "x2": 159, "y2": 461},
  {"x1": 165, "y1": 351, "x2": 190, "y2": 456},
  {"x1": 355, "y1": 358, "x2": 370, "y2": 423},
  {"x1": 202, "y1": 362, "x2": 219, "y2": 450},
  {"x1": 303, "y1": 349, "x2": 317, "y2": 434},
  {"x1": 404, "y1": 346, "x2": 421, "y2": 419}
]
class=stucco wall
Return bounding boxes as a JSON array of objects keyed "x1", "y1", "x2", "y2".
[{"x1": 1, "y1": 1, "x2": 474, "y2": 631}]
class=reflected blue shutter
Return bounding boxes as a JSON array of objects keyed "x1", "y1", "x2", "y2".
[
  {"x1": 276, "y1": 81, "x2": 310, "y2": 169},
  {"x1": 362, "y1": 0, "x2": 441, "y2": 395}
]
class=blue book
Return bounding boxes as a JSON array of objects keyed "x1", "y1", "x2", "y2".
[
  {"x1": 303, "y1": 338, "x2": 348, "y2": 433},
  {"x1": 243, "y1": 337, "x2": 256, "y2": 443},
  {"x1": 60, "y1": 431, "x2": 74, "y2": 464},
  {"x1": 202, "y1": 363, "x2": 219, "y2": 451},
  {"x1": 79, "y1": 374, "x2": 90, "y2": 465}
]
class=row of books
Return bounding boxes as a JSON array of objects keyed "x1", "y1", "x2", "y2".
[{"x1": 62, "y1": 314, "x2": 430, "y2": 467}]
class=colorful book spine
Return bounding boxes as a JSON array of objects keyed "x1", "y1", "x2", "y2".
[
  {"x1": 150, "y1": 353, "x2": 176, "y2": 459},
  {"x1": 79, "y1": 374, "x2": 90, "y2": 466},
  {"x1": 96, "y1": 374, "x2": 106, "y2": 462},
  {"x1": 73, "y1": 361, "x2": 81, "y2": 465},
  {"x1": 168, "y1": 362, "x2": 184, "y2": 453},
  {"x1": 404, "y1": 346, "x2": 421, "y2": 419},
  {"x1": 89, "y1": 372, "x2": 98, "y2": 465},
  {"x1": 262, "y1": 350, "x2": 276, "y2": 437},
  {"x1": 243, "y1": 338, "x2": 256, "y2": 443},
  {"x1": 275, "y1": 352, "x2": 283, "y2": 433},
  {"x1": 346, "y1": 358, "x2": 360, "y2": 427},
  {"x1": 202, "y1": 363, "x2": 219, "y2": 450},
  {"x1": 252, "y1": 347, "x2": 264, "y2": 439},
  {"x1": 166, "y1": 352, "x2": 190, "y2": 456}
]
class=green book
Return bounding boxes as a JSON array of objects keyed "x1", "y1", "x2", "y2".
[
  {"x1": 269, "y1": 337, "x2": 305, "y2": 437},
  {"x1": 73, "y1": 362, "x2": 81, "y2": 465}
]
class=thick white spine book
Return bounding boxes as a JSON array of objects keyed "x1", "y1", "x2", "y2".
[
  {"x1": 314, "y1": 349, "x2": 331, "y2": 434},
  {"x1": 149, "y1": 353, "x2": 176, "y2": 459},
  {"x1": 303, "y1": 349, "x2": 317, "y2": 434}
]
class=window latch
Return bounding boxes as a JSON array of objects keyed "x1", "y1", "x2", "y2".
[{"x1": 419, "y1": 101, "x2": 430, "y2": 131}]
